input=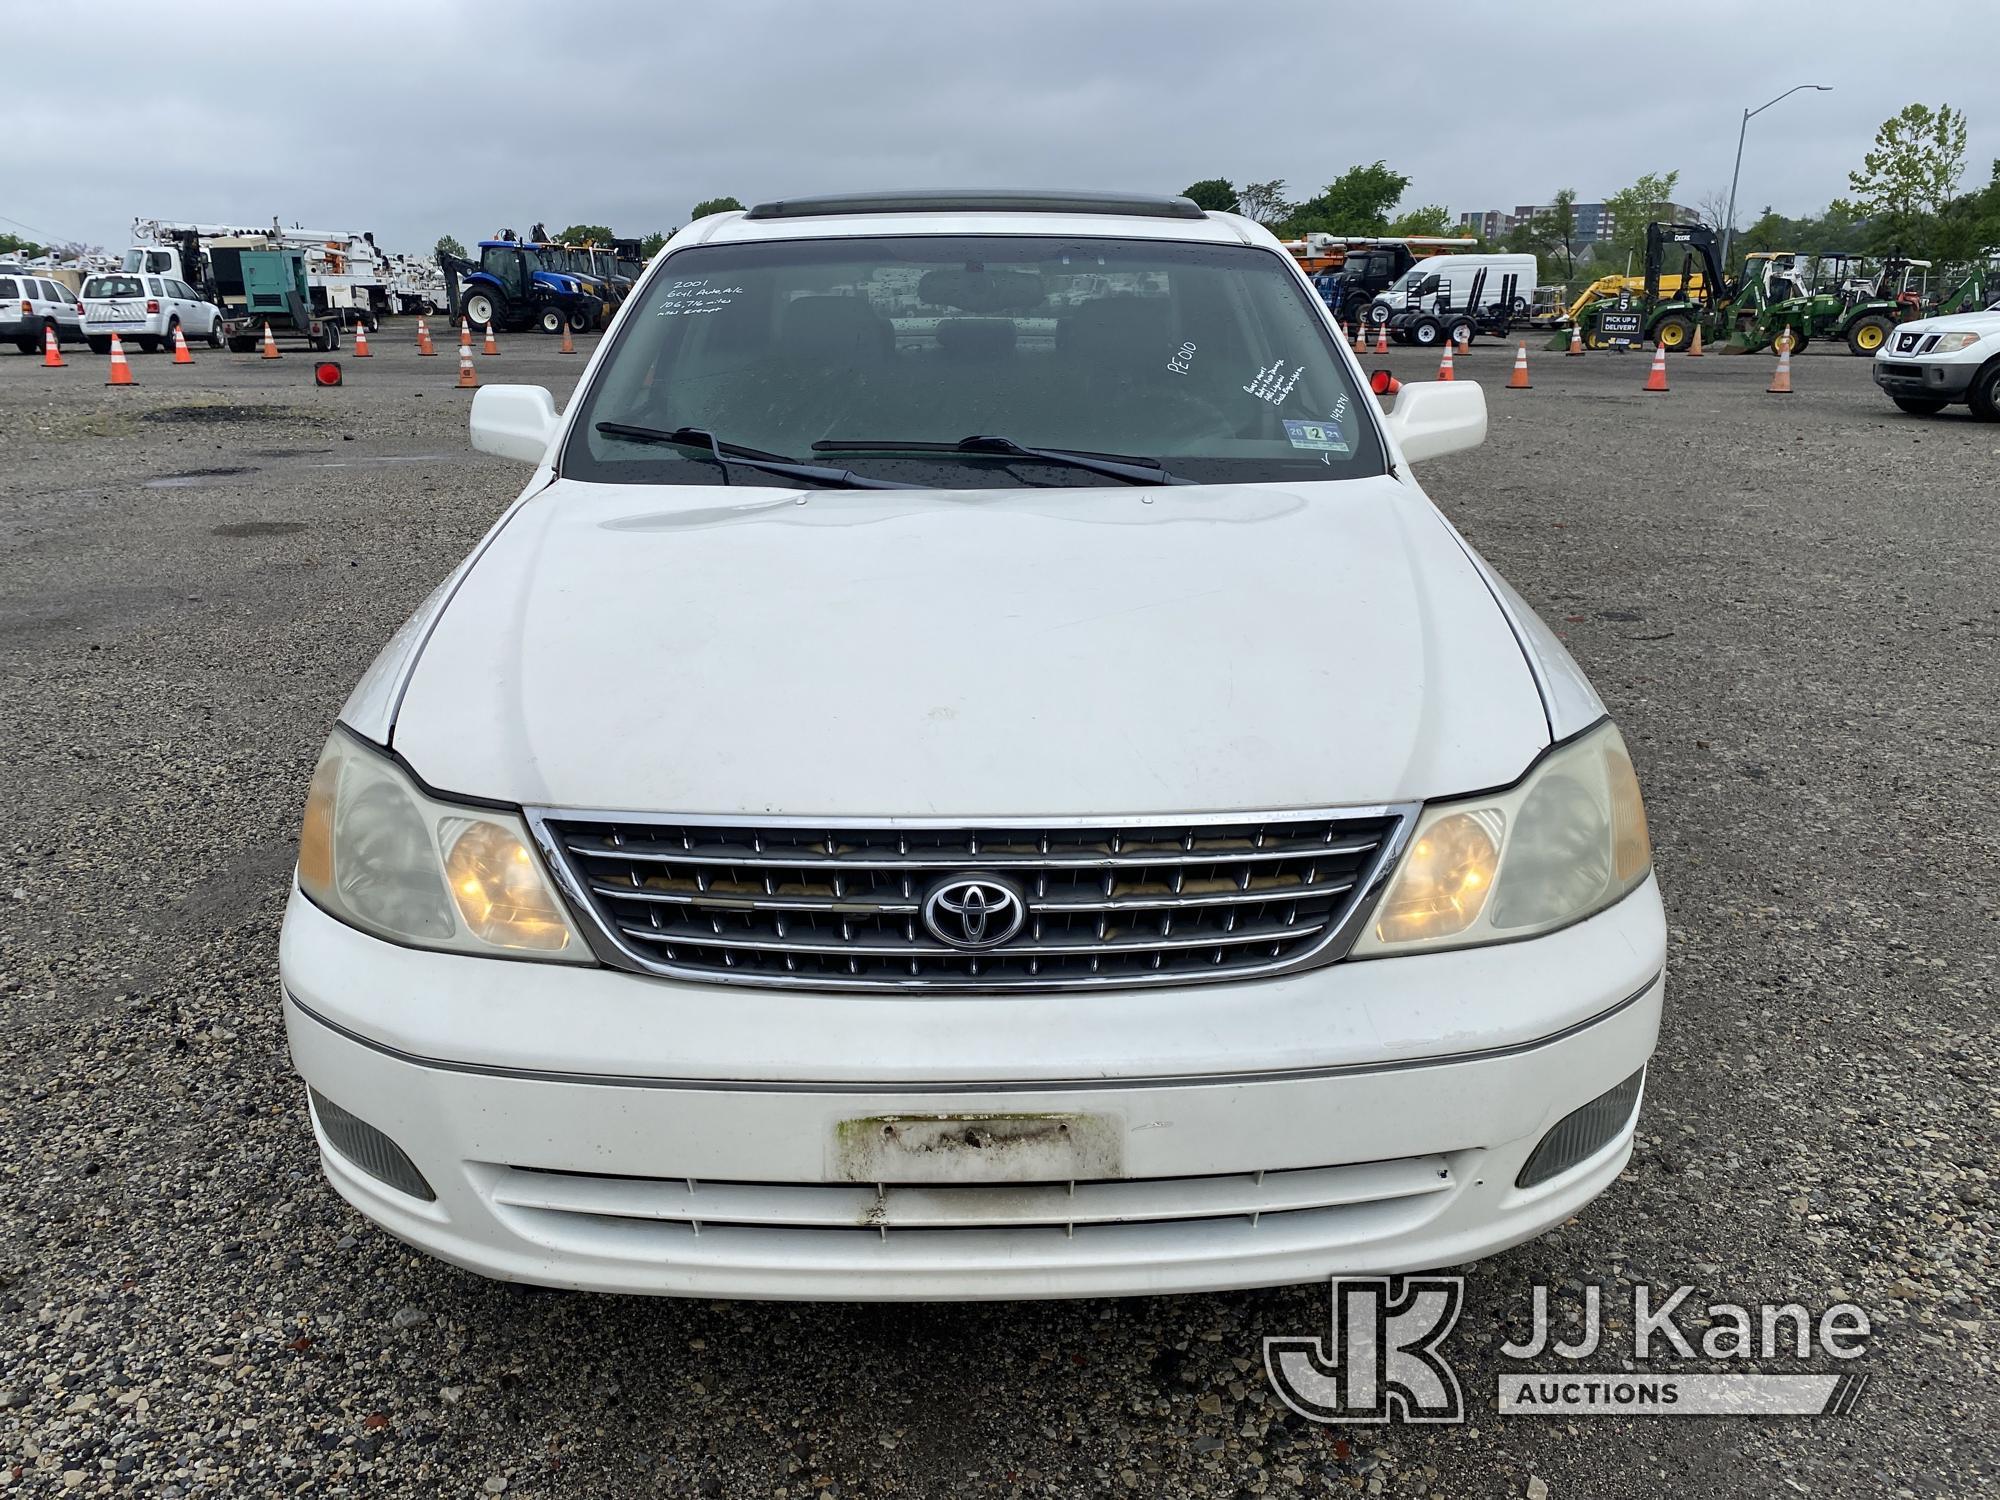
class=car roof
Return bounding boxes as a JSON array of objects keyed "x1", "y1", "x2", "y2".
[
  {"x1": 744, "y1": 190, "x2": 1205, "y2": 221},
  {"x1": 686, "y1": 191, "x2": 1261, "y2": 250}
]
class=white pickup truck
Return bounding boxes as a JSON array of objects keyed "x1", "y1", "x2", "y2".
[{"x1": 1873, "y1": 301, "x2": 2000, "y2": 418}]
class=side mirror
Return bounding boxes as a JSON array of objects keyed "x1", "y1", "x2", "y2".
[
  {"x1": 1382, "y1": 380, "x2": 1487, "y2": 463},
  {"x1": 470, "y1": 384, "x2": 559, "y2": 465}
]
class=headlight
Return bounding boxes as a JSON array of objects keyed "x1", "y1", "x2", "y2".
[
  {"x1": 1352, "y1": 721, "x2": 1652, "y2": 957},
  {"x1": 1931, "y1": 332, "x2": 1984, "y2": 353},
  {"x1": 296, "y1": 730, "x2": 588, "y2": 960}
]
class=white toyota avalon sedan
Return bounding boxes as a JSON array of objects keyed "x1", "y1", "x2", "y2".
[{"x1": 280, "y1": 190, "x2": 1666, "y2": 1300}]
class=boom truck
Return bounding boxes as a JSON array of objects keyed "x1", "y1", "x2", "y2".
[{"x1": 125, "y1": 219, "x2": 446, "y2": 324}]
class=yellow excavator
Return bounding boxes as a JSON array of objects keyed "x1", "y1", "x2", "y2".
[{"x1": 1556, "y1": 270, "x2": 1706, "y2": 327}]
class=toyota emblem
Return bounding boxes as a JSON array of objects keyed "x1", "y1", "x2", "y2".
[{"x1": 922, "y1": 875, "x2": 1027, "y2": 950}]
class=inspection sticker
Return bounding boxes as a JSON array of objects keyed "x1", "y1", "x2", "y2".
[{"x1": 1283, "y1": 418, "x2": 1351, "y2": 453}]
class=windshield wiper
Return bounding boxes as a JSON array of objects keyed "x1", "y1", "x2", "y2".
[
  {"x1": 812, "y1": 435, "x2": 1185, "y2": 486},
  {"x1": 594, "y1": 423, "x2": 920, "y2": 489}
]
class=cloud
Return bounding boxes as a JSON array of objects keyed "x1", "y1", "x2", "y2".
[{"x1": 10, "y1": 0, "x2": 1996, "y2": 257}]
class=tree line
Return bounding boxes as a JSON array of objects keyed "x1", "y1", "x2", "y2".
[{"x1": 1182, "y1": 102, "x2": 1998, "y2": 289}]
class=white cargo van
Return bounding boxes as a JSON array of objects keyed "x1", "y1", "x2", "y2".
[{"x1": 1366, "y1": 253, "x2": 1538, "y2": 321}]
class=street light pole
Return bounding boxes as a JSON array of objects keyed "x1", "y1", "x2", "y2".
[{"x1": 1721, "y1": 84, "x2": 1833, "y2": 269}]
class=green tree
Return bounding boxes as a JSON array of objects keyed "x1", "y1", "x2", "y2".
[
  {"x1": 1602, "y1": 170, "x2": 1684, "y2": 270},
  {"x1": 434, "y1": 234, "x2": 466, "y2": 262},
  {"x1": 1232, "y1": 179, "x2": 1291, "y2": 227},
  {"x1": 554, "y1": 223, "x2": 616, "y2": 245},
  {"x1": 0, "y1": 232, "x2": 47, "y2": 258},
  {"x1": 1281, "y1": 161, "x2": 1410, "y2": 236},
  {"x1": 1938, "y1": 159, "x2": 2000, "y2": 262},
  {"x1": 691, "y1": 196, "x2": 745, "y2": 219},
  {"x1": 1180, "y1": 178, "x2": 1237, "y2": 213},
  {"x1": 1848, "y1": 103, "x2": 1970, "y2": 261},
  {"x1": 1388, "y1": 203, "x2": 1453, "y2": 236},
  {"x1": 638, "y1": 231, "x2": 671, "y2": 256},
  {"x1": 1516, "y1": 189, "x2": 1581, "y2": 283}
]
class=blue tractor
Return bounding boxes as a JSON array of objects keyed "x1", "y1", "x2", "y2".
[{"x1": 439, "y1": 237, "x2": 601, "y2": 335}]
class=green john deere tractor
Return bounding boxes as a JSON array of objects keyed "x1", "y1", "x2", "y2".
[{"x1": 1752, "y1": 253, "x2": 1919, "y2": 356}]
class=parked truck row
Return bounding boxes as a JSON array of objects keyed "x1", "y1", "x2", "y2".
[{"x1": 127, "y1": 219, "x2": 449, "y2": 326}]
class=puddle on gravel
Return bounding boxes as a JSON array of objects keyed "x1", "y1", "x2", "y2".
[
  {"x1": 144, "y1": 467, "x2": 256, "y2": 489},
  {"x1": 211, "y1": 520, "x2": 309, "y2": 538}
]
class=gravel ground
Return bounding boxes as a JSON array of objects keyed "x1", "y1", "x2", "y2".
[{"x1": 0, "y1": 329, "x2": 1994, "y2": 1498}]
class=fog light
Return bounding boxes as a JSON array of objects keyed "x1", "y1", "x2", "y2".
[
  {"x1": 308, "y1": 1088, "x2": 435, "y2": 1200},
  {"x1": 1515, "y1": 1069, "x2": 1645, "y2": 1189}
]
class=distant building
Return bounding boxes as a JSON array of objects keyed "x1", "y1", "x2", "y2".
[
  {"x1": 1457, "y1": 210, "x2": 1519, "y2": 240},
  {"x1": 1458, "y1": 201, "x2": 1700, "y2": 245}
]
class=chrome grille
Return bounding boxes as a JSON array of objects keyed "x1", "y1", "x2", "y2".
[{"x1": 536, "y1": 810, "x2": 1410, "y2": 990}]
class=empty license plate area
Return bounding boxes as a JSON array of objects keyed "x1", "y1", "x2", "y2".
[{"x1": 831, "y1": 1113, "x2": 1124, "y2": 1184}]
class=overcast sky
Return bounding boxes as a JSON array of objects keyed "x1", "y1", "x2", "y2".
[{"x1": 9, "y1": 0, "x2": 1996, "y2": 259}]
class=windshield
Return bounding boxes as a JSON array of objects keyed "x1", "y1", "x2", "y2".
[
  {"x1": 563, "y1": 234, "x2": 1383, "y2": 488},
  {"x1": 520, "y1": 248, "x2": 546, "y2": 275},
  {"x1": 84, "y1": 275, "x2": 145, "y2": 298}
]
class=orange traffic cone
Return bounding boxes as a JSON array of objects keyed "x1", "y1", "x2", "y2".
[
  {"x1": 1642, "y1": 342, "x2": 1669, "y2": 393},
  {"x1": 1374, "y1": 321, "x2": 1389, "y2": 355},
  {"x1": 459, "y1": 317, "x2": 472, "y2": 349},
  {"x1": 456, "y1": 344, "x2": 479, "y2": 389},
  {"x1": 41, "y1": 325, "x2": 65, "y2": 367},
  {"x1": 105, "y1": 332, "x2": 135, "y2": 386},
  {"x1": 560, "y1": 319, "x2": 576, "y2": 355},
  {"x1": 1455, "y1": 326, "x2": 1472, "y2": 356},
  {"x1": 260, "y1": 322, "x2": 281, "y2": 359},
  {"x1": 171, "y1": 324, "x2": 194, "y2": 364},
  {"x1": 1437, "y1": 342, "x2": 1455, "y2": 381},
  {"x1": 1566, "y1": 324, "x2": 1585, "y2": 356},
  {"x1": 352, "y1": 321, "x2": 371, "y2": 357},
  {"x1": 1507, "y1": 342, "x2": 1532, "y2": 389},
  {"x1": 416, "y1": 317, "x2": 435, "y2": 355},
  {"x1": 1768, "y1": 338, "x2": 1794, "y2": 395},
  {"x1": 1687, "y1": 323, "x2": 1704, "y2": 357},
  {"x1": 1368, "y1": 369, "x2": 1402, "y2": 402},
  {"x1": 482, "y1": 321, "x2": 499, "y2": 356}
]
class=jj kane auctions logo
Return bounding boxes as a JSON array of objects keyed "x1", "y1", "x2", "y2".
[{"x1": 1266, "y1": 1278, "x2": 1872, "y2": 1422}]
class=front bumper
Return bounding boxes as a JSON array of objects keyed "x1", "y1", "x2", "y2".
[
  {"x1": 280, "y1": 879, "x2": 1666, "y2": 1300},
  {"x1": 1874, "y1": 358, "x2": 1977, "y2": 400}
]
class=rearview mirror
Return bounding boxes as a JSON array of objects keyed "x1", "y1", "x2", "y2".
[
  {"x1": 1382, "y1": 380, "x2": 1486, "y2": 463},
  {"x1": 470, "y1": 385, "x2": 559, "y2": 465}
]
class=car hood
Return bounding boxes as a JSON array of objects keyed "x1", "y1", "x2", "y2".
[
  {"x1": 388, "y1": 477, "x2": 1551, "y2": 816},
  {"x1": 1890, "y1": 308, "x2": 2000, "y2": 340}
]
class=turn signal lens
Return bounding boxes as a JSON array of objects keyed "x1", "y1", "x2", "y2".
[
  {"x1": 1605, "y1": 738, "x2": 1652, "y2": 884},
  {"x1": 297, "y1": 749, "x2": 340, "y2": 892},
  {"x1": 444, "y1": 819, "x2": 573, "y2": 951},
  {"x1": 1371, "y1": 811, "x2": 1501, "y2": 945}
]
